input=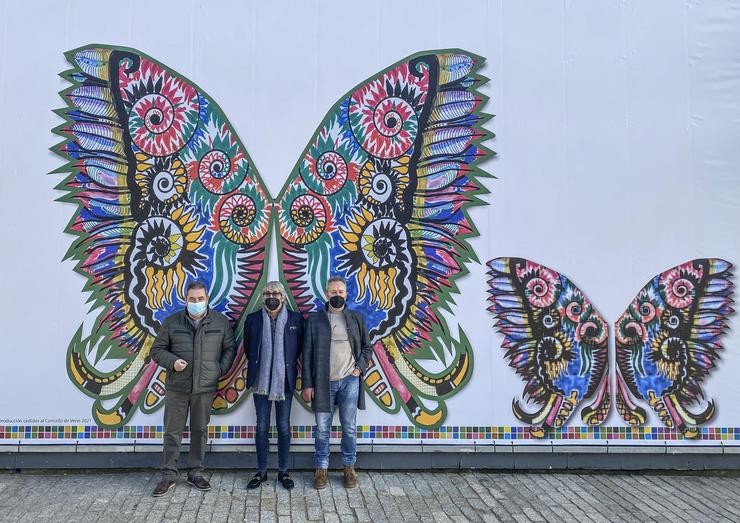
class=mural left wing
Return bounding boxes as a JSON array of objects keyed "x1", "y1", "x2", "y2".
[
  {"x1": 53, "y1": 45, "x2": 270, "y2": 427},
  {"x1": 487, "y1": 257, "x2": 610, "y2": 437}
]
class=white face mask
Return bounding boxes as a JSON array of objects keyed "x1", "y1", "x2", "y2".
[{"x1": 187, "y1": 301, "x2": 207, "y2": 316}]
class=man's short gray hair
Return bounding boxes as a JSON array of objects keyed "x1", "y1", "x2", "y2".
[
  {"x1": 326, "y1": 276, "x2": 347, "y2": 289},
  {"x1": 263, "y1": 280, "x2": 287, "y2": 298}
]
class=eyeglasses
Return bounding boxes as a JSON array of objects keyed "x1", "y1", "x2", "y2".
[{"x1": 262, "y1": 292, "x2": 282, "y2": 298}]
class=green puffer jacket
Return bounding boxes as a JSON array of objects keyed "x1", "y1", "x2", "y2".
[{"x1": 150, "y1": 309, "x2": 237, "y2": 394}]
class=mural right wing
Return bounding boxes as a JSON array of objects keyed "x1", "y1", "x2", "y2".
[
  {"x1": 615, "y1": 259, "x2": 734, "y2": 437},
  {"x1": 275, "y1": 50, "x2": 492, "y2": 428}
]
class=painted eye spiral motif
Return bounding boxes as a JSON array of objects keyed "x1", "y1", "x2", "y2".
[
  {"x1": 278, "y1": 192, "x2": 329, "y2": 246},
  {"x1": 217, "y1": 193, "x2": 268, "y2": 246},
  {"x1": 125, "y1": 74, "x2": 199, "y2": 157},
  {"x1": 198, "y1": 149, "x2": 248, "y2": 194}
]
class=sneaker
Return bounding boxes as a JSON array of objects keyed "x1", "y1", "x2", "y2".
[
  {"x1": 152, "y1": 478, "x2": 175, "y2": 497},
  {"x1": 186, "y1": 474, "x2": 211, "y2": 491},
  {"x1": 343, "y1": 466, "x2": 357, "y2": 488},
  {"x1": 247, "y1": 472, "x2": 267, "y2": 489},
  {"x1": 278, "y1": 472, "x2": 294, "y2": 490},
  {"x1": 313, "y1": 468, "x2": 328, "y2": 490}
]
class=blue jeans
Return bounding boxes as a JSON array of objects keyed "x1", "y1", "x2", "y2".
[
  {"x1": 314, "y1": 374, "x2": 359, "y2": 469},
  {"x1": 253, "y1": 392, "x2": 292, "y2": 474}
]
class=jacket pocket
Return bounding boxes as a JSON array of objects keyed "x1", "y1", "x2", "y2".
[
  {"x1": 200, "y1": 360, "x2": 221, "y2": 387},
  {"x1": 166, "y1": 363, "x2": 192, "y2": 388}
]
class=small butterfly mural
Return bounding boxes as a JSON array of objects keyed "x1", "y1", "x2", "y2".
[{"x1": 487, "y1": 257, "x2": 734, "y2": 438}]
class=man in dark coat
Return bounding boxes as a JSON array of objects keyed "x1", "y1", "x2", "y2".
[
  {"x1": 244, "y1": 281, "x2": 304, "y2": 490},
  {"x1": 301, "y1": 276, "x2": 373, "y2": 490},
  {"x1": 150, "y1": 281, "x2": 236, "y2": 497}
]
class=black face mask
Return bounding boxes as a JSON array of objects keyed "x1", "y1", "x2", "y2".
[
  {"x1": 264, "y1": 297, "x2": 281, "y2": 311},
  {"x1": 329, "y1": 296, "x2": 346, "y2": 309}
]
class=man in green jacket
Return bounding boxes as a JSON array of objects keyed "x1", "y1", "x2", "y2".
[{"x1": 150, "y1": 281, "x2": 236, "y2": 497}]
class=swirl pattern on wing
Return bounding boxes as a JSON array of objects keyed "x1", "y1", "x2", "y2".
[
  {"x1": 487, "y1": 258, "x2": 610, "y2": 437},
  {"x1": 615, "y1": 259, "x2": 734, "y2": 437}
]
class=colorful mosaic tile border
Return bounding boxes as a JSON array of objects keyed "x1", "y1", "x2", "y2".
[{"x1": 1, "y1": 425, "x2": 739, "y2": 442}]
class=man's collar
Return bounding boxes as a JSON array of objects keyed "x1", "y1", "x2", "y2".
[
  {"x1": 185, "y1": 307, "x2": 210, "y2": 321},
  {"x1": 324, "y1": 302, "x2": 346, "y2": 314}
]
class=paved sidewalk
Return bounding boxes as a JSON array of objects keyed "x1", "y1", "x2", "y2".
[{"x1": 1, "y1": 470, "x2": 739, "y2": 522}]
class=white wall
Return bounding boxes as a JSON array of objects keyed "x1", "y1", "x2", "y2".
[{"x1": 0, "y1": 0, "x2": 739, "y2": 444}]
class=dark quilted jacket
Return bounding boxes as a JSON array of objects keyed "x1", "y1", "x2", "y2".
[{"x1": 151, "y1": 309, "x2": 236, "y2": 394}]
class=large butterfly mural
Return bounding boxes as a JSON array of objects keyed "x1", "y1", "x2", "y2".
[
  {"x1": 53, "y1": 45, "x2": 492, "y2": 429},
  {"x1": 487, "y1": 257, "x2": 734, "y2": 438}
]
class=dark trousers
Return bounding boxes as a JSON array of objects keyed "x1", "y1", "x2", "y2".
[
  {"x1": 161, "y1": 390, "x2": 215, "y2": 479},
  {"x1": 253, "y1": 391, "x2": 293, "y2": 474}
]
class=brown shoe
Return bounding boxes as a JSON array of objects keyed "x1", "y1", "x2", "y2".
[
  {"x1": 313, "y1": 468, "x2": 328, "y2": 490},
  {"x1": 343, "y1": 466, "x2": 357, "y2": 488},
  {"x1": 152, "y1": 478, "x2": 175, "y2": 497},
  {"x1": 186, "y1": 474, "x2": 211, "y2": 491}
]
